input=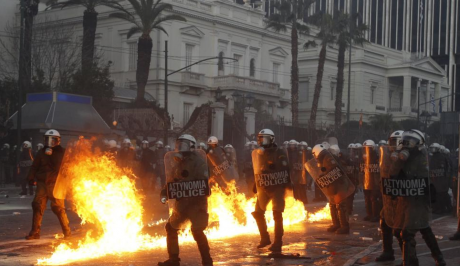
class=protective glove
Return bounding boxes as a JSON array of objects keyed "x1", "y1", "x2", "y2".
[
  {"x1": 160, "y1": 196, "x2": 167, "y2": 204},
  {"x1": 399, "y1": 150, "x2": 410, "y2": 161}
]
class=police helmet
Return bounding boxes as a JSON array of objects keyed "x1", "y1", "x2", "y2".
[
  {"x1": 23, "y1": 141, "x2": 32, "y2": 149},
  {"x1": 429, "y1": 143, "x2": 441, "y2": 153},
  {"x1": 176, "y1": 134, "x2": 196, "y2": 151},
  {"x1": 329, "y1": 144, "x2": 340, "y2": 156},
  {"x1": 257, "y1": 129, "x2": 275, "y2": 147},
  {"x1": 156, "y1": 141, "x2": 164, "y2": 148},
  {"x1": 321, "y1": 141, "x2": 331, "y2": 150},
  {"x1": 44, "y1": 129, "x2": 61, "y2": 147},
  {"x1": 389, "y1": 130, "x2": 404, "y2": 148},
  {"x1": 141, "y1": 140, "x2": 149, "y2": 149},
  {"x1": 401, "y1": 130, "x2": 425, "y2": 148},
  {"x1": 37, "y1": 143, "x2": 44, "y2": 150},
  {"x1": 312, "y1": 144, "x2": 327, "y2": 159},
  {"x1": 108, "y1": 140, "x2": 117, "y2": 149},
  {"x1": 207, "y1": 136, "x2": 218, "y2": 146}
]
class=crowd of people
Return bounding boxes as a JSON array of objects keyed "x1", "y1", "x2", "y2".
[{"x1": 4, "y1": 127, "x2": 460, "y2": 266}]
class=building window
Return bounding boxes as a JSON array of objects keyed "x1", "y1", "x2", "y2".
[
  {"x1": 272, "y1": 63, "x2": 279, "y2": 83},
  {"x1": 233, "y1": 54, "x2": 242, "y2": 75},
  {"x1": 299, "y1": 81, "x2": 309, "y2": 102},
  {"x1": 330, "y1": 82, "x2": 336, "y2": 100},
  {"x1": 129, "y1": 42, "x2": 137, "y2": 70},
  {"x1": 185, "y1": 44, "x2": 194, "y2": 71},
  {"x1": 370, "y1": 86, "x2": 376, "y2": 104},
  {"x1": 249, "y1": 58, "x2": 255, "y2": 77},
  {"x1": 183, "y1": 103, "x2": 193, "y2": 126},
  {"x1": 399, "y1": 92, "x2": 403, "y2": 109},
  {"x1": 218, "y1": 51, "x2": 224, "y2": 75}
]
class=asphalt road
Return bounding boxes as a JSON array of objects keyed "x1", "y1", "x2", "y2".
[{"x1": 1, "y1": 185, "x2": 459, "y2": 266}]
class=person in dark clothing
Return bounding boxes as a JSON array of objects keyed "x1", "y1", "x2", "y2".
[
  {"x1": 19, "y1": 141, "x2": 34, "y2": 196},
  {"x1": 139, "y1": 140, "x2": 155, "y2": 193},
  {"x1": 26, "y1": 129, "x2": 71, "y2": 240}
]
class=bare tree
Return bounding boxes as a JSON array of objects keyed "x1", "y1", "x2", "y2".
[{"x1": 0, "y1": 16, "x2": 81, "y2": 91}]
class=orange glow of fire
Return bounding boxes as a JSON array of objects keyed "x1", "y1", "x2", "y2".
[{"x1": 37, "y1": 140, "x2": 330, "y2": 265}]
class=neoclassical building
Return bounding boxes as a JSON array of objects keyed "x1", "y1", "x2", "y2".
[{"x1": 3, "y1": 0, "x2": 455, "y2": 133}]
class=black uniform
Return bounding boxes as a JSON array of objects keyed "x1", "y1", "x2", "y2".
[
  {"x1": 26, "y1": 145, "x2": 70, "y2": 238},
  {"x1": 430, "y1": 152, "x2": 452, "y2": 214},
  {"x1": 243, "y1": 148, "x2": 255, "y2": 197},
  {"x1": 19, "y1": 148, "x2": 34, "y2": 195},
  {"x1": 139, "y1": 147, "x2": 155, "y2": 192},
  {"x1": 362, "y1": 148, "x2": 382, "y2": 222},
  {"x1": 154, "y1": 147, "x2": 167, "y2": 187}
]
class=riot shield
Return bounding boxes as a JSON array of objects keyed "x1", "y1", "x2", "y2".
[
  {"x1": 53, "y1": 138, "x2": 92, "y2": 199},
  {"x1": 224, "y1": 146, "x2": 239, "y2": 179},
  {"x1": 429, "y1": 153, "x2": 450, "y2": 193},
  {"x1": 164, "y1": 149, "x2": 210, "y2": 229},
  {"x1": 207, "y1": 147, "x2": 239, "y2": 188},
  {"x1": 379, "y1": 146, "x2": 400, "y2": 228},
  {"x1": 363, "y1": 147, "x2": 380, "y2": 190},
  {"x1": 252, "y1": 148, "x2": 291, "y2": 192},
  {"x1": 304, "y1": 151, "x2": 355, "y2": 204},
  {"x1": 288, "y1": 149, "x2": 304, "y2": 184}
]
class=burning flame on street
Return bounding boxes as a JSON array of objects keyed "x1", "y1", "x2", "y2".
[{"x1": 37, "y1": 140, "x2": 330, "y2": 265}]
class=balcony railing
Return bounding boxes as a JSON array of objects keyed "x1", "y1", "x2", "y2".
[
  {"x1": 181, "y1": 71, "x2": 206, "y2": 86},
  {"x1": 388, "y1": 107, "x2": 402, "y2": 112},
  {"x1": 213, "y1": 75, "x2": 280, "y2": 96}
]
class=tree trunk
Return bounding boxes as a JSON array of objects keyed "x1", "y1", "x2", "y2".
[
  {"x1": 291, "y1": 26, "x2": 299, "y2": 127},
  {"x1": 23, "y1": 7, "x2": 33, "y2": 94},
  {"x1": 136, "y1": 36, "x2": 153, "y2": 102},
  {"x1": 334, "y1": 43, "x2": 346, "y2": 132},
  {"x1": 309, "y1": 44, "x2": 327, "y2": 129},
  {"x1": 82, "y1": 10, "x2": 98, "y2": 71}
]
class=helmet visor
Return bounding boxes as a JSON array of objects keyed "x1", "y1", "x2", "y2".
[
  {"x1": 142, "y1": 143, "x2": 149, "y2": 149},
  {"x1": 44, "y1": 136, "x2": 60, "y2": 147},
  {"x1": 175, "y1": 140, "x2": 192, "y2": 152},
  {"x1": 401, "y1": 136, "x2": 420, "y2": 148},
  {"x1": 257, "y1": 135, "x2": 271, "y2": 146}
]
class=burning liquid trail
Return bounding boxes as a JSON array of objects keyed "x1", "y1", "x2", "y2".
[{"x1": 37, "y1": 140, "x2": 330, "y2": 265}]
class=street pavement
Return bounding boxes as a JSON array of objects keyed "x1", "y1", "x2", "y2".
[{"x1": 1, "y1": 184, "x2": 459, "y2": 266}]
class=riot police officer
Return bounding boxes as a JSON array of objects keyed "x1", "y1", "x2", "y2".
[
  {"x1": 26, "y1": 130, "x2": 71, "y2": 240},
  {"x1": 311, "y1": 144, "x2": 353, "y2": 234},
  {"x1": 287, "y1": 140, "x2": 308, "y2": 206},
  {"x1": 362, "y1": 140, "x2": 381, "y2": 222},
  {"x1": 0, "y1": 143, "x2": 10, "y2": 185},
  {"x1": 429, "y1": 143, "x2": 452, "y2": 214},
  {"x1": 392, "y1": 130, "x2": 446, "y2": 266},
  {"x1": 376, "y1": 130, "x2": 403, "y2": 262},
  {"x1": 19, "y1": 141, "x2": 34, "y2": 196},
  {"x1": 154, "y1": 141, "x2": 168, "y2": 187},
  {"x1": 206, "y1": 136, "x2": 238, "y2": 188},
  {"x1": 139, "y1": 140, "x2": 155, "y2": 193},
  {"x1": 243, "y1": 141, "x2": 257, "y2": 197},
  {"x1": 118, "y1": 138, "x2": 136, "y2": 169},
  {"x1": 252, "y1": 129, "x2": 289, "y2": 252},
  {"x1": 159, "y1": 134, "x2": 213, "y2": 266}
]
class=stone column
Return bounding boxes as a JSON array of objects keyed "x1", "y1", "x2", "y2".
[
  {"x1": 271, "y1": 102, "x2": 278, "y2": 120},
  {"x1": 426, "y1": 81, "x2": 432, "y2": 112},
  {"x1": 226, "y1": 95, "x2": 234, "y2": 115},
  {"x1": 434, "y1": 82, "x2": 441, "y2": 113},
  {"x1": 211, "y1": 102, "x2": 226, "y2": 142},
  {"x1": 402, "y1": 76, "x2": 412, "y2": 114},
  {"x1": 244, "y1": 107, "x2": 257, "y2": 142}
]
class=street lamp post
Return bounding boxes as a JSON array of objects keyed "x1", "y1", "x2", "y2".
[{"x1": 162, "y1": 41, "x2": 237, "y2": 144}]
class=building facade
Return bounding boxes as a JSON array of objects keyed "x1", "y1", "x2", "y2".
[{"x1": 14, "y1": 0, "x2": 454, "y2": 132}]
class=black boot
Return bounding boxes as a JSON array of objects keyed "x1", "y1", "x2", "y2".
[
  {"x1": 327, "y1": 204, "x2": 340, "y2": 232},
  {"x1": 450, "y1": 231, "x2": 460, "y2": 241},
  {"x1": 159, "y1": 223, "x2": 181, "y2": 266},
  {"x1": 52, "y1": 207, "x2": 71, "y2": 238},
  {"x1": 26, "y1": 203, "x2": 43, "y2": 240},
  {"x1": 370, "y1": 194, "x2": 381, "y2": 223},
  {"x1": 252, "y1": 212, "x2": 271, "y2": 248},
  {"x1": 375, "y1": 219, "x2": 395, "y2": 261},
  {"x1": 192, "y1": 230, "x2": 213, "y2": 266},
  {"x1": 336, "y1": 204, "x2": 349, "y2": 234},
  {"x1": 268, "y1": 211, "x2": 283, "y2": 253},
  {"x1": 402, "y1": 231, "x2": 419, "y2": 266},
  {"x1": 158, "y1": 257, "x2": 180, "y2": 266},
  {"x1": 421, "y1": 227, "x2": 446, "y2": 266}
]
